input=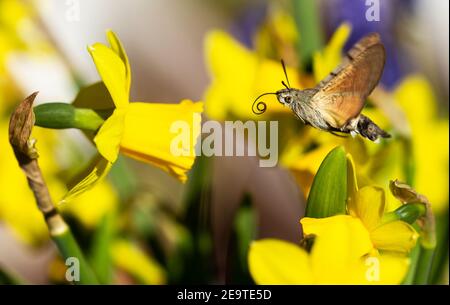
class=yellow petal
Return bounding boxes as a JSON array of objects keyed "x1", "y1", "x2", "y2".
[
  {"x1": 352, "y1": 254, "x2": 410, "y2": 284},
  {"x1": 375, "y1": 254, "x2": 410, "y2": 284},
  {"x1": 302, "y1": 215, "x2": 373, "y2": 259},
  {"x1": 94, "y1": 109, "x2": 126, "y2": 163},
  {"x1": 88, "y1": 42, "x2": 128, "y2": 109},
  {"x1": 395, "y1": 76, "x2": 436, "y2": 124},
  {"x1": 414, "y1": 121, "x2": 449, "y2": 213},
  {"x1": 302, "y1": 215, "x2": 373, "y2": 283},
  {"x1": 120, "y1": 101, "x2": 203, "y2": 182},
  {"x1": 62, "y1": 156, "x2": 112, "y2": 203},
  {"x1": 371, "y1": 220, "x2": 419, "y2": 253},
  {"x1": 111, "y1": 239, "x2": 166, "y2": 284},
  {"x1": 285, "y1": 143, "x2": 337, "y2": 175},
  {"x1": 248, "y1": 239, "x2": 313, "y2": 284},
  {"x1": 351, "y1": 186, "x2": 385, "y2": 230},
  {"x1": 106, "y1": 30, "x2": 131, "y2": 94},
  {"x1": 313, "y1": 22, "x2": 351, "y2": 82}
]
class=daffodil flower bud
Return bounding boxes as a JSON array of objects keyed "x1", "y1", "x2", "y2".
[
  {"x1": 381, "y1": 202, "x2": 427, "y2": 225},
  {"x1": 34, "y1": 103, "x2": 108, "y2": 131}
]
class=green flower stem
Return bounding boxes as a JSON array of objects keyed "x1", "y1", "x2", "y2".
[
  {"x1": 413, "y1": 207, "x2": 437, "y2": 285},
  {"x1": 402, "y1": 240, "x2": 421, "y2": 284},
  {"x1": 293, "y1": 0, "x2": 323, "y2": 70},
  {"x1": 413, "y1": 245, "x2": 435, "y2": 284},
  {"x1": 20, "y1": 159, "x2": 99, "y2": 285},
  {"x1": 52, "y1": 223, "x2": 99, "y2": 284},
  {"x1": 89, "y1": 212, "x2": 116, "y2": 284},
  {"x1": 9, "y1": 93, "x2": 98, "y2": 285},
  {"x1": 430, "y1": 210, "x2": 449, "y2": 283},
  {"x1": 34, "y1": 103, "x2": 108, "y2": 131}
]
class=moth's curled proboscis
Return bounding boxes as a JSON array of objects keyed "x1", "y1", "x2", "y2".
[
  {"x1": 252, "y1": 99, "x2": 267, "y2": 115},
  {"x1": 252, "y1": 92, "x2": 275, "y2": 115}
]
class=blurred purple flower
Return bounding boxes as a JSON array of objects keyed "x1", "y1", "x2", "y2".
[
  {"x1": 230, "y1": 4, "x2": 267, "y2": 48},
  {"x1": 323, "y1": 0, "x2": 414, "y2": 89}
]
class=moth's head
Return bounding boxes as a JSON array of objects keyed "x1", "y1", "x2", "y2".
[
  {"x1": 251, "y1": 60, "x2": 299, "y2": 115},
  {"x1": 276, "y1": 88, "x2": 295, "y2": 106}
]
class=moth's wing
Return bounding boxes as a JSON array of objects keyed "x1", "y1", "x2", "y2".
[
  {"x1": 316, "y1": 33, "x2": 383, "y2": 88},
  {"x1": 312, "y1": 33, "x2": 385, "y2": 128}
]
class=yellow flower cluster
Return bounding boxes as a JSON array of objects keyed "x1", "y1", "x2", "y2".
[{"x1": 248, "y1": 155, "x2": 418, "y2": 284}]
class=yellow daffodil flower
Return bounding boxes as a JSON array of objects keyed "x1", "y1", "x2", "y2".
[
  {"x1": 204, "y1": 30, "x2": 301, "y2": 120},
  {"x1": 249, "y1": 151, "x2": 418, "y2": 284},
  {"x1": 281, "y1": 129, "x2": 378, "y2": 199},
  {"x1": 346, "y1": 153, "x2": 419, "y2": 253},
  {"x1": 394, "y1": 76, "x2": 449, "y2": 213},
  {"x1": 249, "y1": 215, "x2": 410, "y2": 284},
  {"x1": 111, "y1": 239, "x2": 166, "y2": 284},
  {"x1": 348, "y1": 185, "x2": 419, "y2": 253},
  {"x1": 64, "y1": 31, "x2": 203, "y2": 202}
]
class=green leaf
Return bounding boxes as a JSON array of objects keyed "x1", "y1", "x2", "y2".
[
  {"x1": 72, "y1": 81, "x2": 114, "y2": 110},
  {"x1": 89, "y1": 212, "x2": 116, "y2": 284},
  {"x1": 231, "y1": 198, "x2": 256, "y2": 284},
  {"x1": 52, "y1": 229, "x2": 99, "y2": 284},
  {"x1": 293, "y1": 0, "x2": 324, "y2": 70},
  {"x1": 306, "y1": 146, "x2": 347, "y2": 218},
  {"x1": 108, "y1": 156, "x2": 137, "y2": 201}
]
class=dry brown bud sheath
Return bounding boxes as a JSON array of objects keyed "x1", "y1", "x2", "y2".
[{"x1": 9, "y1": 92, "x2": 68, "y2": 235}]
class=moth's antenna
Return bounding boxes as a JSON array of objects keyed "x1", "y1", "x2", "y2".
[
  {"x1": 281, "y1": 59, "x2": 291, "y2": 89},
  {"x1": 252, "y1": 92, "x2": 276, "y2": 115}
]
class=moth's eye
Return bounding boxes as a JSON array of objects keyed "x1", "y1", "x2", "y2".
[{"x1": 285, "y1": 96, "x2": 292, "y2": 104}]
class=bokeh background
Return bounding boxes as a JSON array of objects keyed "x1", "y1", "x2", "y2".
[{"x1": 0, "y1": 0, "x2": 448, "y2": 284}]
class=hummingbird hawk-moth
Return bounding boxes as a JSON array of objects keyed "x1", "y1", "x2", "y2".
[{"x1": 252, "y1": 33, "x2": 390, "y2": 142}]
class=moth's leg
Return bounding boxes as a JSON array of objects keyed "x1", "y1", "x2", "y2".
[
  {"x1": 329, "y1": 130, "x2": 348, "y2": 138},
  {"x1": 326, "y1": 123, "x2": 350, "y2": 138}
]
